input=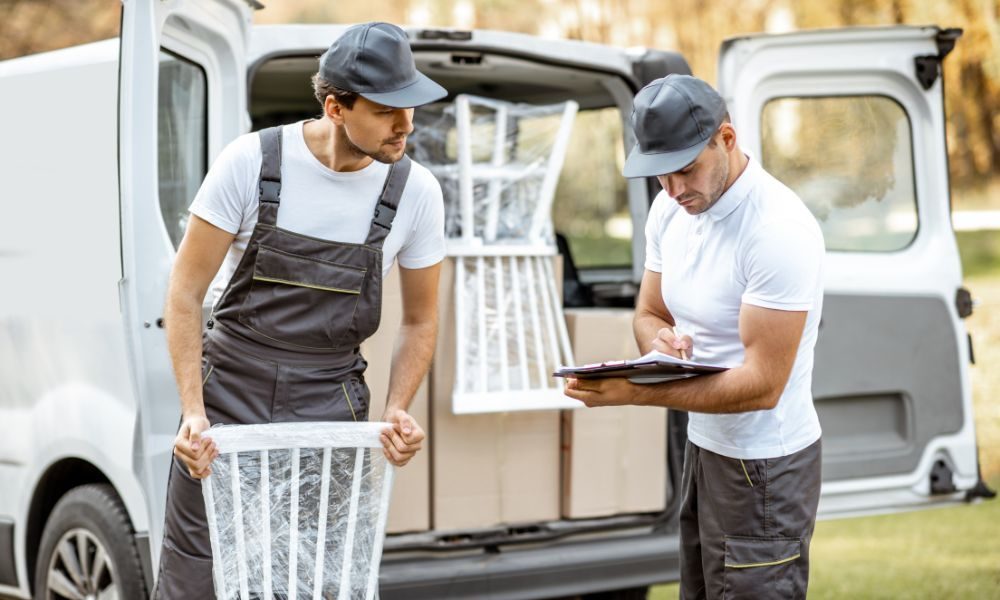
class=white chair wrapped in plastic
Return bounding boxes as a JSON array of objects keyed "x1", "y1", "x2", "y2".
[
  {"x1": 415, "y1": 94, "x2": 580, "y2": 414},
  {"x1": 202, "y1": 422, "x2": 394, "y2": 600}
]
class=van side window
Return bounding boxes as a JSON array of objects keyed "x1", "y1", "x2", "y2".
[
  {"x1": 761, "y1": 96, "x2": 918, "y2": 252},
  {"x1": 158, "y1": 50, "x2": 207, "y2": 249},
  {"x1": 552, "y1": 107, "x2": 631, "y2": 268}
]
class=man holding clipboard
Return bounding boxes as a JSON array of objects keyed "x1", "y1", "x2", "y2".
[{"x1": 563, "y1": 75, "x2": 824, "y2": 599}]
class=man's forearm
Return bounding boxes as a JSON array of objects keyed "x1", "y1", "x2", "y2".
[
  {"x1": 164, "y1": 292, "x2": 207, "y2": 419},
  {"x1": 634, "y1": 365, "x2": 779, "y2": 414},
  {"x1": 384, "y1": 320, "x2": 437, "y2": 413},
  {"x1": 634, "y1": 310, "x2": 672, "y2": 355}
]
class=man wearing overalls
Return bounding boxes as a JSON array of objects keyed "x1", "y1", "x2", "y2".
[{"x1": 154, "y1": 22, "x2": 447, "y2": 596}]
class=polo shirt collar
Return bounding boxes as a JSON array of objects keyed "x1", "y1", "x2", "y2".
[{"x1": 704, "y1": 153, "x2": 756, "y2": 222}]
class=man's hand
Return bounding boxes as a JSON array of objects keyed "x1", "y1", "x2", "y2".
[
  {"x1": 173, "y1": 413, "x2": 218, "y2": 479},
  {"x1": 380, "y1": 408, "x2": 425, "y2": 467},
  {"x1": 651, "y1": 327, "x2": 693, "y2": 358},
  {"x1": 564, "y1": 377, "x2": 644, "y2": 408}
]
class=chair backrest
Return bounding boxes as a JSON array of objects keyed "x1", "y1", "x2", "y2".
[
  {"x1": 203, "y1": 422, "x2": 394, "y2": 600},
  {"x1": 410, "y1": 95, "x2": 581, "y2": 414}
]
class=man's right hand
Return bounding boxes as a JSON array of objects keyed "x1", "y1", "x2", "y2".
[
  {"x1": 652, "y1": 327, "x2": 693, "y2": 359},
  {"x1": 173, "y1": 413, "x2": 218, "y2": 479}
]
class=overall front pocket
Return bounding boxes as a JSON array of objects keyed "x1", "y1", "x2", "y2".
[{"x1": 239, "y1": 245, "x2": 366, "y2": 349}]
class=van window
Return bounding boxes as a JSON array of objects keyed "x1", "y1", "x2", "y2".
[
  {"x1": 761, "y1": 96, "x2": 918, "y2": 252},
  {"x1": 552, "y1": 107, "x2": 631, "y2": 267},
  {"x1": 158, "y1": 50, "x2": 207, "y2": 249}
]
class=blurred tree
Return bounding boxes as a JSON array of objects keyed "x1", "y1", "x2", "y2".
[
  {"x1": 2, "y1": 0, "x2": 991, "y2": 192},
  {"x1": 0, "y1": 0, "x2": 119, "y2": 61}
]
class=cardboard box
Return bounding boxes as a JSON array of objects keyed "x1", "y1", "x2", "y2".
[
  {"x1": 561, "y1": 308, "x2": 668, "y2": 518},
  {"x1": 362, "y1": 265, "x2": 430, "y2": 534},
  {"x1": 430, "y1": 258, "x2": 562, "y2": 530}
]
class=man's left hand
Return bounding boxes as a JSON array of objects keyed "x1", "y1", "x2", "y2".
[
  {"x1": 380, "y1": 408, "x2": 426, "y2": 467},
  {"x1": 564, "y1": 377, "x2": 641, "y2": 407}
]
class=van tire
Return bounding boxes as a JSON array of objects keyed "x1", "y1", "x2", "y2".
[
  {"x1": 33, "y1": 484, "x2": 147, "y2": 600},
  {"x1": 581, "y1": 587, "x2": 650, "y2": 600}
]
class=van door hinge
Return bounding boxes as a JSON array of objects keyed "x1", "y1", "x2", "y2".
[
  {"x1": 956, "y1": 287, "x2": 973, "y2": 318},
  {"x1": 914, "y1": 28, "x2": 963, "y2": 90},
  {"x1": 929, "y1": 459, "x2": 956, "y2": 495},
  {"x1": 914, "y1": 56, "x2": 941, "y2": 90}
]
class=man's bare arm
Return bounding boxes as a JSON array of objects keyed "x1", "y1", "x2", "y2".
[
  {"x1": 567, "y1": 303, "x2": 806, "y2": 414},
  {"x1": 164, "y1": 215, "x2": 234, "y2": 477},
  {"x1": 379, "y1": 262, "x2": 440, "y2": 466},
  {"x1": 633, "y1": 269, "x2": 692, "y2": 358}
]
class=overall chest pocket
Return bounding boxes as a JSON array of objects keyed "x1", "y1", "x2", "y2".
[{"x1": 239, "y1": 245, "x2": 366, "y2": 350}]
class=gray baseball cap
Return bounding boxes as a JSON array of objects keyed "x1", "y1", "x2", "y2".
[
  {"x1": 319, "y1": 22, "x2": 447, "y2": 109},
  {"x1": 622, "y1": 75, "x2": 728, "y2": 178}
]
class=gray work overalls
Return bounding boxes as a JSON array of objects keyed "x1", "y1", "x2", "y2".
[{"x1": 154, "y1": 126, "x2": 411, "y2": 598}]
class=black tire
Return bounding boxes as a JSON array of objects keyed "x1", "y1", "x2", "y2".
[
  {"x1": 34, "y1": 484, "x2": 147, "y2": 600},
  {"x1": 581, "y1": 587, "x2": 650, "y2": 600}
]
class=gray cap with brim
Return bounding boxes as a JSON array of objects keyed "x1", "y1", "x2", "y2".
[
  {"x1": 320, "y1": 22, "x2": 447, "y2": 109},
  {"x1": 622, "y1": 75, "x2": 728, "y2": 178}
]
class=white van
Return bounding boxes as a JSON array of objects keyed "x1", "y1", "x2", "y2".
[{"x1": 0, "y1": 1, "x2": 992, "y2": 598}]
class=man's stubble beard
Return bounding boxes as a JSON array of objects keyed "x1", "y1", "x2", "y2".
[
  {"x1": 698, "y1": 150, "x2": 731, "y2": 214},
  {"x1": 339, "y1": 125, "x2": 404, "y2": 165}
]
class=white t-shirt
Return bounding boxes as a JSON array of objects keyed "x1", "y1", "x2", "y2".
[
  {"x1": 190, "y1": 120, "x2": 446, "y2": 306},
  {"x1": 644, "y1": 155, "x2": 824, "y2": 460}
]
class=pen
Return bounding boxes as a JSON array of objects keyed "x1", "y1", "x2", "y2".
[{"x1": 672, "y1": 325, "x2": 688, "y2": 361}]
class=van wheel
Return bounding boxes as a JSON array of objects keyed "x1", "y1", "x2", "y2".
[
  {"x1": 581, "y1": 587, "x2": 650, "y2": 600},
  {"x1": 34, "y1": 484, "x2": 147, "y2": 600}
]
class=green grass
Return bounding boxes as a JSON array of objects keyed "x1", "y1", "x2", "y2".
[
  {"x1": 957, "y1": 231, "x2": 1000, "y2": 279},
  {"x1": 650, "y1": 479, "x2": 1000, "y2": 599}
]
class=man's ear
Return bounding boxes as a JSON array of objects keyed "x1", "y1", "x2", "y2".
[
  {"x1": 325, "y1": 96, "x2": 346, "y2": 125},
  {"x1": 719, "y1": 122, "x2": 738, "y2": 152}
]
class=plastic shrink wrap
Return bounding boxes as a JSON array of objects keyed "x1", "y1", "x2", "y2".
[
  {"x1": 410, "y1": 95, "x2": 579, "y2": 413},
  {"x1": 203, "y1": 422, "x2": 394, "y2": 600}
]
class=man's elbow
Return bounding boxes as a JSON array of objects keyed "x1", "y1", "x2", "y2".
[{"x1": 750, "y1": 382, "x2": 787, "y2": 411}]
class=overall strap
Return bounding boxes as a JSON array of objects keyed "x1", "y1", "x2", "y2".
[
  {"x1": 256, "y1": 126, "x2": 283, "y2": 226},
  {"x1": 364, "y1": 154, "x2": 412, "y2": 248}
]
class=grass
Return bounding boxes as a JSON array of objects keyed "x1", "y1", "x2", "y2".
[{"x1": 650, "y1": 478, "x2": 1000, "y2": 599}]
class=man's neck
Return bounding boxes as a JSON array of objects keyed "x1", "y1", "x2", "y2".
[
  {"x1": 303, "y1": 118, "x2": 373, "y2": 173},
  {"x1": 722, "y1": 151, "x2": 750, "y2": 192}
]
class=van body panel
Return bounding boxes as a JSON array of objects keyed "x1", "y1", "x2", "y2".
[
  {"x1": 718, "y1": 26, "x2": 979, "y2": 517},
  {"x1": 0, "y1": 38, "x2": 147, "y2": 597}
]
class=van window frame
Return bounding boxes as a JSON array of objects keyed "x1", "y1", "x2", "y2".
[
  {"x1": 156, "y1": 46, "x2": 209, "y2": 250},
  {"x1": 758, "y1": 92, "x2": 921, "y2": 254}
]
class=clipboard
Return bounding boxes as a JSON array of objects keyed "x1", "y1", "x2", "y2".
[{"x1": 553, "y1": 350, "x2": 729, "y2": 384}]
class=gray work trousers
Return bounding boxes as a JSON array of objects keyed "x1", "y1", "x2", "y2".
[{"x1": 679, "y1": 438, "x2": 822, "y2": 599}]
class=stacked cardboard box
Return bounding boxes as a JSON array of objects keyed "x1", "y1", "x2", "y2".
[
  {"x1": 430, "y1": 258, "x2": 562, "y2": 530},
  {"x1": 561, "y1": 308, "x2": 668, "y2": 518}
]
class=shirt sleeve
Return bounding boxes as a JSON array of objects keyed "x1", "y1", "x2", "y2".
[
  {"x1": 188, "y1": 133, "x2": 260, "y2": 234},
  {"x1": 397, "y1": 170, "x2": 446, "y2": 270},
  {"x1": 644, "y1": 191, "x2": 667, "y2": 273},
  {"x1": 741, "y1": 218, "x2": 824, "y2": 311}
]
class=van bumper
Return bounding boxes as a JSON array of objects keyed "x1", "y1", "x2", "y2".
[{"x1": 379, "y1": 532, "x2": 680, "y2": 599}]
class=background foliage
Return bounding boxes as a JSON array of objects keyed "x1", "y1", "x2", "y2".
[{"x1": 1, "y1": 0, "x2": 997, "y2": 193}]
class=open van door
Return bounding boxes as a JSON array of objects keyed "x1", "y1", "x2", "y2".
[
  {"x1": 118, "y1": 0, "x2": 251, "y2": 576},
  {"x1": 718, "y1": 26, "x2": 983, "y2": 516}
]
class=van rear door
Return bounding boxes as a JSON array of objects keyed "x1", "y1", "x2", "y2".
[
  {"x1": 118, "y1": 0, "x2": 251, "y2": 571},
  {"x1": 718, "y1": 26, "x2": 981, "y2": 516}
]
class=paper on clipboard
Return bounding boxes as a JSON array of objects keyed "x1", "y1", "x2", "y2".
[{"x1": 553, "y1": 350, "x2": 729, "y2": 384}]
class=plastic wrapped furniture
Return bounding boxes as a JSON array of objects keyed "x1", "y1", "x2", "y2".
[
  {"x1": 411, "y1": 95, "x2": 580, "y2": 414},
  {"x1": 202, "y1": 422, "x2": 394, "y2": 600}
]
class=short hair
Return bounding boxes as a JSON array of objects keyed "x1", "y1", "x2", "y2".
[
  {"x1": 311, "y1": 72, "x2": 358, "y2": 110},
  {"x1": 707, "y1": 112, "x2": 733, "y2": 148}
]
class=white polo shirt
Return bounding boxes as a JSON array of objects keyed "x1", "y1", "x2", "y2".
[{"x1": 644, "y1": 155, "x2": 824, "y2": 459}]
